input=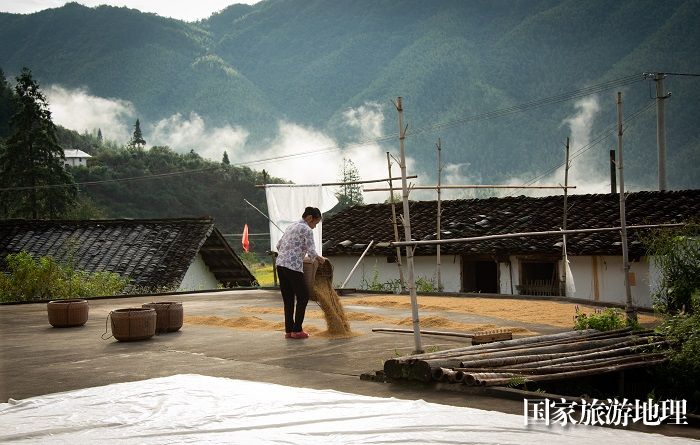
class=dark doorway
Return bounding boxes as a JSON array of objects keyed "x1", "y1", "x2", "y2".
[{"x1": 462, "y1": 259, "x2": 498, "y2": 293}]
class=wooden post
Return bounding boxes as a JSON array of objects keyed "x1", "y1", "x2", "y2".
[
  {"x1": 561, "y1": 137, "x2": 570, "y2": 297},
  {"x1": 436, "y1": 138, "x2": 443, "y2": 292},
  {"x1": 617, "y1": 91, "x2": 636, "y2": 322},
  {"x1": 609, "y1": 149, "x2": 616, "y2": 194},
  {"x1": 387, "y1": 152, "x2": 406, "y2": 291},
  {"x1": 395, "y1": 97, "x2": 423, "y2": 354}
]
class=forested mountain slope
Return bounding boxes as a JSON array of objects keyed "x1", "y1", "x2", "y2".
[{"x1": 0, "y1": 0, "x2": 698, "y2": 189}]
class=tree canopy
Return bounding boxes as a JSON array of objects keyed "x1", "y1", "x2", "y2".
[
  {"x1": 335, "y1": 157, "x2": 364, "y2": 209},
  {"x1": 128, "y1": 118, "x2": 146, "y2": 149},
  {"x1": 0, "y1": 68, "x2": 76, "y2": 218},
  {"x1": 1, "y1": 1, "x2": 698, "y2": 190}
]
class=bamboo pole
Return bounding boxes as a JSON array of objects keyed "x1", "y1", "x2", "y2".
[
  {"x1": 562, "y1": 137, "x2": 570, "y2": 297},
  {"x1": 422, "y1": 326, "x2": 630, "y2": 360},
  {"x1": 364, "y1": 184, "x2": 575, "y2": 192},
  {"x1": 372, "y1": 327, "x2": 510, "y2": 339},
  {"x1": 471, "y1": 358, "x2": 667, "y2": 386},
  {"x1": 437, "y1": 336, "x2": 656, "y2": 368},
  {"x1": 394, "y1": 96, "x2": 423, "y2": 354},
  {"x1": 387, "y1": 152, "x2": 406, "y2": 291},
  {"x1": 340, "y1": 240, "x2": 374, "y2": 288},
  {"x1": 455, "y1": 352, "x2": 669, "y2": 374},
  {"x1": 462, "y1": 372, "x2": 519, "y2": 385},
  {"x1": 397, "y1": 329, "x2": 604, "y2": 361},
  {"x1": 385, "y1": 329, "x2": 666, "y2": 383},
  {"x1": 456, "y1": 340, "x2": 668, "y2": 370},
  {"x1": 617, "y1": 91, "x2": 636, "y2": 323},
  {"x1": 407, "y1": 338, "x2": 661, "y2": 374},
  {"x1": 390, "y1": 223, "x2": 685, "y2": 248},
  {"x1": 385, "y1": 328, "x2": 635, "y2": 378},
  {"x1": 255, "y1": 175, "x2": 417, "y2": 188},
  {"x1": 431, "y1": 367, "x2": 465, "y2": 383},
  {"x1": 436, "y1": 138, "x2": 443, "y2": 291}
]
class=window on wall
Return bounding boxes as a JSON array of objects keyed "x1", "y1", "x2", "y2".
[{"x1": 518, "y1": 260, "x2": 560, "y2": 296}]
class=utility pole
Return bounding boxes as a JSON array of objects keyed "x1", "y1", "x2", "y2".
[
  {"x1": 645, "y1": 73, "x2": 671, "y2": 191},
  {"x1": 561, "y1": 137, "x2": 570, "y2": 297},
  {"x1": 394, "y1": 97, "x2": 423, "y2": 354},
  {"x1": 387, "y1": 152, "x2": 406, "y2": 291},
  {"x1": 617, "y1": 91, "x2": 636, "y2": 323},
  {"x1": 655, "y1": 73, "x2": 668, "y2": 191},
  {"x1": 436, "y1": 138, "x2": 443, "y2": 292}
]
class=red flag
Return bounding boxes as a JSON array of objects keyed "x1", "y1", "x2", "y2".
[{"x1": 242, "y1": 224, "x2": 250, "y2": 252}]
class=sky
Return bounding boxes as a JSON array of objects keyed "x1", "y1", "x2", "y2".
[{"x1": 0, "y1": 0, "x2": 261, "y2": 21}]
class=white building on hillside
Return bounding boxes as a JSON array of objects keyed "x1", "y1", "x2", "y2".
[{"x1": 63, "y1": 149, "x2": 92, "y2": 167}]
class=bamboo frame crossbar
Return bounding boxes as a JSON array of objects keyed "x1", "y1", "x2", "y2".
[
  {"x1": 364, "y1": 184, "x2": 576, "y2": 192},
  {"x1": 372, "y1": 327, "x2": 511, "y2": 339},
  {"x1": 390, "y1": 223, "x2": 685, "y2": 247},
  {"x1": 255, "y1": 175, "x2": 417, "y2": 188}
]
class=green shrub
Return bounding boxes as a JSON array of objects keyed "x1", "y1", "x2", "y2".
[
  {"x1": 361, "y1": 268, "x2": 385, "y2": 291},
  {"x1": 415, "y1": 276, "x2": 437, "y2": 293},
  {"x1": 0, "y1": 252, "x2": 129, "y2": 302},
  {"x1": 239, "y1": 251, "x2": 260, "y2": 268},
  {"x1": 573, "y1": 306, "x2": 633, "y2": 331},
  {"x1": 643, "y1": 225, "x2": 700, "y2": 315},
  {"x1": 650, "y1": 293, "x2": 700, "y2": 409}
]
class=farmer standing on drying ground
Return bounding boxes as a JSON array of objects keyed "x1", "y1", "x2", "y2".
[{"x1": 276, "y1": 206, "x2": 326, "y2": 339}]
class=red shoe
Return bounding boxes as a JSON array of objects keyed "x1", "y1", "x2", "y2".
[
  {"x1": 285, "y1": 332, "x2": 292, "y2": 338},
  {"x1": 291, "y1": 331, "x2": 309, "y2": 339}
]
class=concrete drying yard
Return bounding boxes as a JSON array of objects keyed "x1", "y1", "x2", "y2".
[{"x1": 1, "y1": 289, "x2": 697, "y2": 441}]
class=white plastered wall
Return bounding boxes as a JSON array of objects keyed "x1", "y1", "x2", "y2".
[
  {"x1": 327, "y1": 255, "x2": 461, "y2": 292},
  {"x1": 565, "y1": 255, "x2": 652, "y2": 308},
  {"x1": 178, "y1": 253, "x2": 219, "y2": 291},
  {"x1": 329, "y1": 253, "x2": 654, "y2": 308}
]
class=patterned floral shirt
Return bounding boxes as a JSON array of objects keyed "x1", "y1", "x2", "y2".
[{"x1": 275, "y1": 220, "x2": 319, "y2": 272}]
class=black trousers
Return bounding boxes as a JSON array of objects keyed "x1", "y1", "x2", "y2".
[{"x1": 276, "y1": 265, "x2": 309, "y2": 333}]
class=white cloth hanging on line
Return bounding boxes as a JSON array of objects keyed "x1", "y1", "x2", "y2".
[{"x1": 265, "y1": 184, "x2": 338, "y2": 256}]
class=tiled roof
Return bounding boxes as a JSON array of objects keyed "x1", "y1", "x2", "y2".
[
  {"x1": 322, "y1": 190, "x2": 700, "y2": 257},
  {"x1": 63, "y1": 149, "x2": 91, "y2": 158},
  {"x1": 0, "y1": 218, "x2": 255, "y2": 290}
]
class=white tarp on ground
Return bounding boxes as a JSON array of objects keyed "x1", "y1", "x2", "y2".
[
  {"x1": 0, "y1": 374, "x2": 694, "y2": 444},
  {"x1": 265, "y1": 184, "x2": 338, "y2": 256}
]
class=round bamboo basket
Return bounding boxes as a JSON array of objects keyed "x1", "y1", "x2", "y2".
[
  {"x1": 47, "y1": 299, "x2": 89, "y2": 327},
  {"x1": 142, "y1": 302, "x2": 183, "y2": 333},
  {"x1": 110, "y1": 308, "x2": 156, "y2": 341}
]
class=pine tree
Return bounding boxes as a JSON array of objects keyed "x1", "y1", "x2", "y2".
[
  {"x1": 0, "y1": 69, "x2": 14, "y2": 138},
  {"x1": 335, "y1": 157, "x2": 364, "y2": 208},
  {"x1": 128, "y1": 118, "x2": 146, "y2": 149},
  {"x1": 222, "y1": 150, "x2": 230, "y2": 165},
  {"x1": 0, "y1": 67, "x2": 76, "y2": 219},
  {"x1": 96, "y1": 128, "x2": 103, "y2": 143}
]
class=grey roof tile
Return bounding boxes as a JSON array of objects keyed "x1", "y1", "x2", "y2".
[
  {"x1": 0, "y1": 218, "x2": 255, "y2": 289},
  {"x1": 323, "y1": 190, "x2": 700, "y2": 257}
]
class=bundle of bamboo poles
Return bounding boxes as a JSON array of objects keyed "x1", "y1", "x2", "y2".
[{"x1": 384, "y1": 328, "x2": 668, "y2": 386}]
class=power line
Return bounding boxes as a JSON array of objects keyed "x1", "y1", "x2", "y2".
[
  {"x1": 646, "y1": 72, "x2": 700, "y2": 77},
  {"x1": 0, "y1": 74, "x2": 651, "y2": 192},
  {"x1": 408, "y1": 75, "x2": 644, "y2": 137},
  {"x1": 505, "y1": 99, "x2": 657, "y2": 196},
  {"x1": 236, "y1": 74, "x2": 646, "y2": 167},
  {"x1": 0, "y1": 165, "x2": 221, "y2": 192}
]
